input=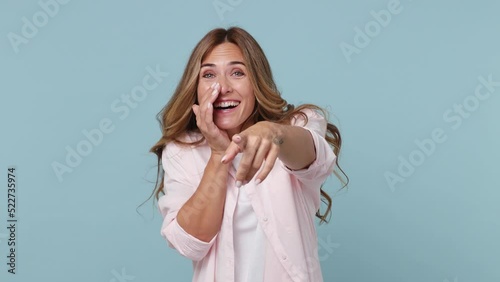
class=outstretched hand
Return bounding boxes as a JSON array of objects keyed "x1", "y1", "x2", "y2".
[{"x1": 221, "y1": 121, "x2": 284, "y2": 187}]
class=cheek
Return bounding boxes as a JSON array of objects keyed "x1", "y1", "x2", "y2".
[
  {"x1": 197, "y1": 81, "x2": 212, "y2": 102},
  {"x1": 248, "y1": 97, "x2": 256, "y2": 112},
  {"x1": 242, "y1": 85, "x2": 255, "y2": 104}
]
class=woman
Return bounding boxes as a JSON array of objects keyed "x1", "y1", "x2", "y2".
[{"x1": 150, "y1": 26, "x2": 347, "y2": 282}]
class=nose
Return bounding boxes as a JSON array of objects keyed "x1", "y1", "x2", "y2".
[{"x1": 217, "y1": 76, "x2": 232, "y2": 95}]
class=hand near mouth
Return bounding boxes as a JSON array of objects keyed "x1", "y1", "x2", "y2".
[{"x1": 192, "y1": 82, "x2": 231, "y2": 154}]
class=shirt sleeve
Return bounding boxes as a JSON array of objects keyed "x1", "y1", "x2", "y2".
[
  {"x1": 279, "y1": 109, "x2": 337, "y2": 208},
  {"x1": 157, "y1": 141, "x2": 217, "y2": 262}
]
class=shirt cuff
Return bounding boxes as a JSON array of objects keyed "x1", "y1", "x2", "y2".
[
  {"x1": 279, "y1": 126, "x2": 334, "y2": 178},
  {"x1": 162, "y1": 218, "x2": 217, "y2": 261}
]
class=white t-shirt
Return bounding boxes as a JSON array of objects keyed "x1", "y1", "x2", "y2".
[
  {"x1": 232, "y1": 154, "x2": 265, "y2": 281},
  {"x1": 233, "y1": 185, "x2": 266, "y2": 281}
]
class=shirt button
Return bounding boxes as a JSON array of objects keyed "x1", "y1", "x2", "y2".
[
  {"x1": 262, "y1": 217, "x2": 268, "y2": 222},
  {"x1": 282, "y1": 255, "x2": 287, "y2": 261}
]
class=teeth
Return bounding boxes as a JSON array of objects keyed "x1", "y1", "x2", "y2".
[{"x1": 214, "y1": 101, "x2": 240, "y2": 108}]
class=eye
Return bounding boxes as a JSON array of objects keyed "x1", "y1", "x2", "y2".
[
  {"x1": 232, "y1": 70, "x2": 245, "y2": 77},
  {"x1": 201, "y1": 72, "x2": 215, "y2": 79}
]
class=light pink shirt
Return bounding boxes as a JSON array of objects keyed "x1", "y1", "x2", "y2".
[{"x1": 158, "y1": 109, "x2": 336, "y2": 282}]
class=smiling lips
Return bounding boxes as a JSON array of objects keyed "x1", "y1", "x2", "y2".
[{"x1": 214, "y1": 100, "x2": 240, "y2": 110}]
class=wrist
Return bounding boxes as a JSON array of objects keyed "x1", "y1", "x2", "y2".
[{"x1": 210, "y1": 151, "x2": 226, "y2": 161}]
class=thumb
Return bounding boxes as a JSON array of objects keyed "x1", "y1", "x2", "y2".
[
  {"x1": 232, "y1": 134, "x2": 242, "y2": 143},
  {"x1": 232, "y1": 134, "x2": 247, "y2": 150},
  {"x1": 221, "y1": 134, "x2": 246, "y2": 164}
]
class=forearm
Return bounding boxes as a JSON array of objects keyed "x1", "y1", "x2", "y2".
[
  {"x1": 176, "y1": 152, "x2": 229, "y2": 242},
  {"x1": 278, "y1": 124, "x2": 316, "y2": 170}
]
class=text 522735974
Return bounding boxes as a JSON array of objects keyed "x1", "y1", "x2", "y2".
[{"x1": 6, "y1": 167, "x2": 17, "y2": 274}]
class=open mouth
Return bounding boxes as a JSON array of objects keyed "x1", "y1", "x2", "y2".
[{"x1": 214, "y1": 101, "x2": 240, "y2": 110}]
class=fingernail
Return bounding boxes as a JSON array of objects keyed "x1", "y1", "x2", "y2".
[
  {"x1": 221, "y1": 155, "x2": 227, "y2": 163},
  {"x1": 212, "y1": 88, "x2": 218, "y2": 95},
  {"x1": 235, "y1": 181, "x2": 242, "y2": 188},
  {"x1": 233, "y1": 135, "x2": 241, "y2": 142},
  {"x1": 207, "y1": 102, "x2": 211, "y2": 109},
  {"x1": 211, "y1": 82, "x2": 216, "y2": 88},
  {"x1": 255, "y1": 179, "x2": 261, "y2": 185}
]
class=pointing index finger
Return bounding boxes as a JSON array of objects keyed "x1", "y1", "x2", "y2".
[{"x1": 221, "y1": 134, "x2": 245, "y2": 164}]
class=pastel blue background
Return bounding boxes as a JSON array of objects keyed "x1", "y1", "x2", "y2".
[{"x1": 1, "y1": 0, "x2": 499, "y2": 281}]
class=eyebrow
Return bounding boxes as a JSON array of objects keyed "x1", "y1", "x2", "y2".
[{"x1": 200, "y1": 61, "x2": 246, "y2": 68}]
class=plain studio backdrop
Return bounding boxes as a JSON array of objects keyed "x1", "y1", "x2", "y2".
[{"x1": 1, "y1": 0, "x2": 499, "y2": 281}]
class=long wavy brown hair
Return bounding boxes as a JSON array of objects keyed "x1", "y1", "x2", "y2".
[{"x1": 149, "y1": 27, "x2": 348, "y2": 223}]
